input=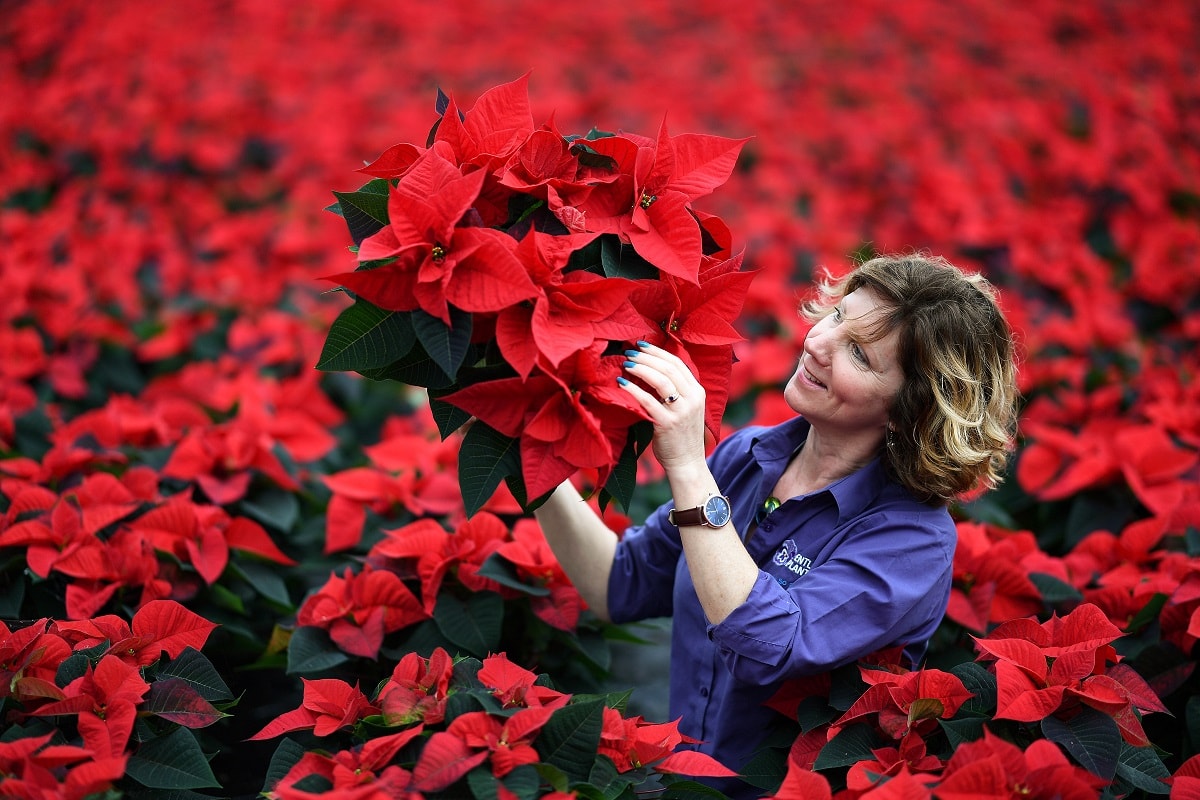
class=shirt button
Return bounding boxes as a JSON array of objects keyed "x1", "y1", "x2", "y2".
[
  {"x1": 700, "y1": 687, "x2": 709, "y2": 698},
  {"x1": 761, "y1": 522, "x2": 773, "y2": 531}
]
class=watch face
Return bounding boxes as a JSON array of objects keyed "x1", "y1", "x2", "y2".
[{"x1": 704, "y1": 494, "x2": 732, "y2": 527}]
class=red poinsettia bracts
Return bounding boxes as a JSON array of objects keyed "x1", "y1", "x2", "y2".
[
  {"x1": 629, "y1": 249, "x2": 756, "y2": 440},
  {"x1": 270, "y1": 727, "x2": 425, "y2": 800},
  {"x1": 495, "y1": 228, "x2": 647, "y2": 379},
  {"x1": 368, "y1": 513, "x2": 510, "y2": 615},
  {"x1": 578, "y1": 121, "x2": 750, "y2": 283},
  {"x1": 295, "y1": 566, "x2": 428, "y2": 659},
  {"x1": 0, "y1": 731, "x2": 128, "y2": 800},
  {"x1": 318, "y1": 76, "x2": 756, "y2": 510},
  {"x1": 322, "y1": 424, "x2": 465, "y2": 553},
  {"x1": 329, "y1": 148, "x2": 539, "y2": 325},
  {"x1": 947, "y1": 522, "x2": 1044, "y2": 633},
  {"x1": 443, "y1": 342, "x2": 650, "y2": 499},
  {"x1": 597, "y1": 707, "x2": 736, "y2": 778},
  {"x1": 973, "y1": 603, "x2": 1168, "y2": 745},
  {"x1": 377, "y1": 648, "x2": 454, "y2": 726},
  {"x1": 936, "y1": 729, "x2": 1109, "y2": 799},
  {"x1": 249, "y1": 678, "x2": 379, "y2": 741},
  {"x1": 495, "y1": 519, "x2": 584, "y2": 631},
  {"x1": 830, "y1": 666, "x2": 975, "y2": 740},
  {"x1": 476, "y1": 652, "x2": 571, "y2": 710}
]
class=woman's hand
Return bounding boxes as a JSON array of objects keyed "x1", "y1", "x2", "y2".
[{"x1": 618, "y1": 341, "x2": 708, "y2": 474}]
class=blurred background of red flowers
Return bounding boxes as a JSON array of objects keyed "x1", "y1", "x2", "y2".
[{"x1": 2, "y1": 0, "x2": 1199, "y2": 797}]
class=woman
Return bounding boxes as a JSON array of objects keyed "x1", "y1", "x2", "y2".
[{"x1": 533, "y1": 254, "x2": 1019, "y2": 797}]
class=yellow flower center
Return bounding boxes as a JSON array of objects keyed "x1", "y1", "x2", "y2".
[
  {"x1": 639, "y1": 192, "x2": 657, "y2": 209},
  {"x1": 431, "y1": 244, "x2": 447, "y2": 263}
]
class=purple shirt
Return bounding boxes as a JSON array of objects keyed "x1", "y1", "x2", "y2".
[{"x1": 607, "y1": 417, "x2": 956, "y2": 796}]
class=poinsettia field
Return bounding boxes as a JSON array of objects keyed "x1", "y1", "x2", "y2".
[{"x1": 2, "y1": 1, "x2": 1199, "y2": 798}]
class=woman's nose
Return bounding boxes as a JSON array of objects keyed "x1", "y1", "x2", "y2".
[{"x1": 804, "y1": 329, "x2": 831, "y2": 367}]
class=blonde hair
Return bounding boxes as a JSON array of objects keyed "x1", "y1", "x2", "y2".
[{"x1": 801, "y1": 254, "x2": 1019, "y2": 504}]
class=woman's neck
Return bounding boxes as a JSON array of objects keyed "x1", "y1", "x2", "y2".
[{"x1": 775, "y1": 427, "x2": 881, "y2": 499}]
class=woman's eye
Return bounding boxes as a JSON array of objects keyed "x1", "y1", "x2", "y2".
[{"x1": 850, "y1": 343, "x2": 868, "y2": 364}]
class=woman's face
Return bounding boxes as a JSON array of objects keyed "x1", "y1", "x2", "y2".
[{"x1": 783, "y1": 286, "x2": 905, "y2": 441}]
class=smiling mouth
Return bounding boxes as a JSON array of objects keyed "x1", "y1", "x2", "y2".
[{"x1": 802, "y1": 363, "x2": 826, "y2": 389}]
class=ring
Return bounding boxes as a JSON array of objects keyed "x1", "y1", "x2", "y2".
[{"x1": 663, "y1": 394, "x2": 680, "y2": 404}]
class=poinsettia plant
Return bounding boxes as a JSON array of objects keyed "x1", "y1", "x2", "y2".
[
  {"x1": 0, "y1": 600, "x2": 231, "y2": 794},
  {"x1": 254, "y1": 648, "x2": 736, "y2": 799},
  {"x1": 753, "y1": 603, "x2": 1174, "y2": 798},
  {"x1": 317, "y1": 74, "x2": 754, "y2": 514}
]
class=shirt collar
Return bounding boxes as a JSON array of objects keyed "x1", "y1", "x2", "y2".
[{"x1": 748, "y1": 417, "x2": 890, "y2": 525}]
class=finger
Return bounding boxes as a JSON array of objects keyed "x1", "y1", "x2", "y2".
[
  {"x1": 621, "y1": 353, "x2": 682, "y2": 404},
  {"x1": 629, "y1": 341, "x2": 699, "y2": 389}
]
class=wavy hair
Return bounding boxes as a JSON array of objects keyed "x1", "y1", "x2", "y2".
[{"x1": 801, "y1": 254, "x2": 1020, "y2": 504}]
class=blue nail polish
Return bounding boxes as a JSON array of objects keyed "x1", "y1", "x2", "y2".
[
  {"x1": 617, "y1": 376, "x2": 629, "y2": 386},
  {"x1": 624, "y1": 349, "x2": 639, "y2": 358},
  {"x1": 623, "y1": 360, "x2": 636, "y2": 369},
  {"x1": 636, "y1": 340, "x2": 651, "y2": 348}
]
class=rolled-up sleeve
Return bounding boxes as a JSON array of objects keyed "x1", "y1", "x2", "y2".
[
  {"x1": 708, "y1": 511, "x2": 955, "y2": 684},
  {"x1": 606, "y1": 504, "x2": 684, "y2": 623}
]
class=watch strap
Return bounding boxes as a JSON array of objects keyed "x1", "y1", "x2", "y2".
[{"x1": 668, "y1": 505, "x2": 706, "y2": 527}]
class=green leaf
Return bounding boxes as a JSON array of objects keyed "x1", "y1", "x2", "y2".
[
  {"x1": 262, "y1": 738, "x2": 309, "y2": 795},
  {"x1": 238, "y1": 487, "x2": 301, "y2": 533},
  {"x1": 0, "y1": 572, "x2": 26, "y2": 618},
  {"x1": 157, "y1": 648, "x2": 233, "y2": 703},
  {"x1": 938, "y1": 716, "x2": 986, "y2": 748},
  {"x1": 1124, "y1": 592, "x2": 1168, "y2": 634},
  {"x1": 316, "y1": 299, "x2": 416, "y2": 372},
  {"x1": 428, "y1": 393, "x2": 472, "y2": 438},
  {"x1": 208, "y1": 582, "x2": 246, "y2": 615},
  {"x1": 331, "y1": 179, "x2": 390, "y2": 245},
  {"x1": 950, "y1": 661, "x2": 997, "y2": 717},
  {"x1": 286, "y1": 626, "x2": 351, "y2": 675},
  {"x1": 569, "y1": 628, "x2": 613, "y2": 674},
  {"x1": 1114, "y1": 742, "x2": 1171, "y2": 794},
  {"x1": 442, "y1": 689, "x2": 496, "y2": 725},
  {"x1": 433, "y1": 591, "x2": 504, "y2": 657},
  {"x1": 411, "y1": 305, "x2": 473, "y2": 380},
  {"x1": 1188, "y1": 695, "x2": 1200, "y2": 752},
  {"x1": 537, "y1": 698, "x2": 604, "y2": 781},
  {"x1": 360, "y1": 339, "x2": 459, "y2": 389},
  {"x1": 124, "y1": 727, "x2": 221, "y2": 790},
  {"x1": 1041, "y1": 705, "x2": 1121, "y2": 780},
  {"x1": 584, "y1": 756, "x2": 637, "y2": 800},
  {"x1": 231, "y1": 559, "x2": 293, "y2": 609},
  {"x1": 475, "y1": 552, "x2": 551, "y2": 596},
  {"x1": 459, "y1": 421, "x2": 521, "y2": 517},
  {"x1": 796, "y1": 696, "x2": 838, "y2": 733},
  {"x1": 738, "y1": 746, "x2": 788, "y2": 790},
  {"x1": 1029, "y1": 572, "x2": 1085, "y2": 607},
  {"x1": 600, "y1": 234, "x2": 659, "y2": 280},
  {"x1": 144, "y1": 678, "x2": 228, "y2": 728},
  {"x1": 827, "y1": 662, "x2": 869, "y2": 712},
  {"x1": 55, "y1": 652, "x2": 94, "y2": 688},
  {"x1": 660, "y1": 779, "x2": 732, "y2": 798},
  {"x1": 121, "y1": 789, "x2": 219, "y2": 800},
  {"x1": 813, "y1": 722, "x2": 881, "y2": 770},
  {"x1": 598, "y1": 422, "x2": 650, "y2": 512}
]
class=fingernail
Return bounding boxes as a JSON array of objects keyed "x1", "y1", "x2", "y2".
[
  {"x1": 622, "y1": 360, "x2": 636, "y2": 369},
  {"x1": 617, "y1": 376, "x2": 630, "y2": 386},
  {"x1": 636, "y1": 340, "x2": 651, "y2": 348},
  {"x1": 624, "y1": 349, "x2": 639, "y2": 358}
]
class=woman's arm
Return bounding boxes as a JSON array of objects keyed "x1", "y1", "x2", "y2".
[
  {"x1": 532, "y1": 481, "x2": 619, "y2": 622},
  {"x1": 619, "y1": 342, "x2": 759, "y2": 624}
]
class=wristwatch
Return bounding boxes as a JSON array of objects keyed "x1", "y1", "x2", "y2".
[{"x1": 669, "y1": 493, "x2": 733, "y2": 528}]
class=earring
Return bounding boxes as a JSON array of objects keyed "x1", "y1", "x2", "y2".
[{"x1": 885, "y1": 426, "x2": 895, "y2": 448}]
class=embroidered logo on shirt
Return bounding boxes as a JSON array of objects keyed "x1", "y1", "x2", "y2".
[{"x1": 772, "y1": 539, "x2": 812, "y2": 577}]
